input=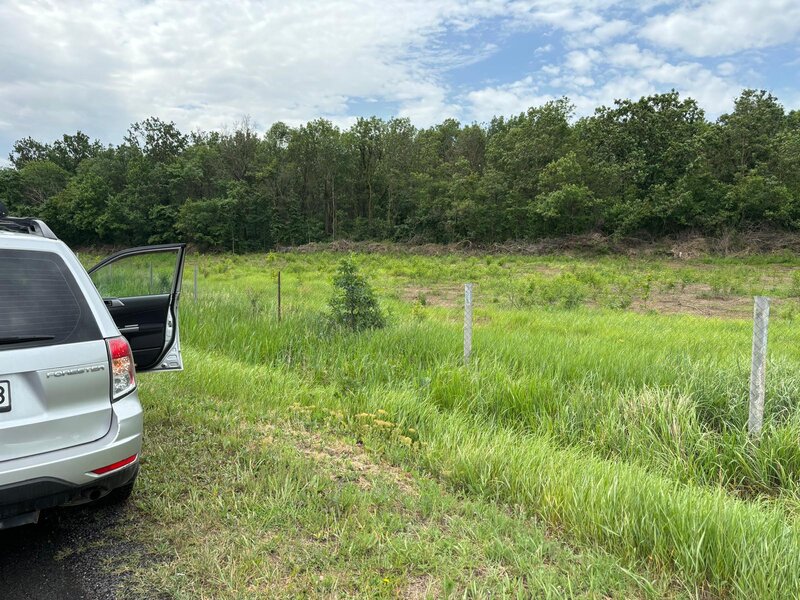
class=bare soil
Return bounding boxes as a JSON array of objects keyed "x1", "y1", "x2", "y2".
[
  {"x1": 631, "y1": 286, "x2": 753, "y2": 318},
  {"x1": 403, "y1": 282, "x2": 777, "y2": 319},
  {"x1": 403, "y1": 284, "x2": 463, "y2": 308}
]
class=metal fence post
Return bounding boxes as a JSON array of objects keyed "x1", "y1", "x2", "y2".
[
  {"x1": 464, "y1": 283, "x2": 473, "y2": 365},
  {"x1": 149, "y1": 264, "x2": 153, "y2": 294},
  {"x1": 193, "y1": 264, "x2": 198, "y2": 302},
  {"x1": 277, "y1": 271, "x2": 282, "y2": 321},
  {"x1": 749, "y1": 296, "x2": 770, "y2": 438}
]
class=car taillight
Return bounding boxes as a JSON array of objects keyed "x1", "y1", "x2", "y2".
[
  {"x1": 91, "y1": 454, "x2": 138, "y2": 475},
  {"x1": 106, "y1": 336, "x2": 136, "y2": 400}
]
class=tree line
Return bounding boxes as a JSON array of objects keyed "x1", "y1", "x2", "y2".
[{"x1": 1, "y1": 89, "x2": 799, "y2": 250}]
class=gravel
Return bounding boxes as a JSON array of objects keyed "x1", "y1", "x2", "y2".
[{"x1": 0, "y1": 502, "x2": 143, "y2": 600}]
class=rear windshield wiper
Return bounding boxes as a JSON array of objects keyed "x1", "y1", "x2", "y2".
[{"x1": 0, "y1": 335, "x2": 56, "y2": 345}]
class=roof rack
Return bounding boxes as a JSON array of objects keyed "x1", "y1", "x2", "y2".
[{"x1": 0, "y1": 201, "x2": 58, "y2": 240}]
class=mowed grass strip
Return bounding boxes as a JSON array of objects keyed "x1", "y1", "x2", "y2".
[
  {"x1": 130, "y1": 347, "x2": 800, "y2": 598},
  {"x1": 128, "y1": 369, "x2": 679, "y2": 599}
]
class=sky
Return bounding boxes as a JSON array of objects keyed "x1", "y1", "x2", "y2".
[{"x1": 1, "y1": 0, "x2": 799, "y2": 160}]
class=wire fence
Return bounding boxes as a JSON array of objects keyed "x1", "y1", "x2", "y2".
[{"x1": 181, "y1": 257, "x2": 800, "y2": 443}]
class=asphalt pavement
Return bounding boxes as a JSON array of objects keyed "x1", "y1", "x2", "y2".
[{"x1": 0, "y1": 502, "x2": 137, "y2": 600}]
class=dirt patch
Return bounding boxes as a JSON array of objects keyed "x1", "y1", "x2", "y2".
[
  {"x1": 283, "y1": 428, "x2": 419, "y2": 497},
  {"x1": 632, "y1": 284, "x2": 754, "y2": 318},
  {"x1": 401, "y1": 575, "x2": 436, "y2": 599},
  {"x1": 404, "y1": 281, "x2": 758, "y2": 319},
  {"x1": 403, "y1": 285, "x2": 462, "y2": 308}
]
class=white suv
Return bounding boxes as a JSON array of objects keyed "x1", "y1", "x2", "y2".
[{"x1": 0, "y1": 208, "x2": 185, "y2": 529}]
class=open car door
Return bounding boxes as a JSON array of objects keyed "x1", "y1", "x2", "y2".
[{"x1": 88, "y1": 244, "x2": 186, "y2": 372}]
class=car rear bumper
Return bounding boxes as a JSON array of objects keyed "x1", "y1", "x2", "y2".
[
  {"x1": 0, "y1": 463, "x2": 138, "y2": 521},
  {"x1": 0, "y1": 392, "x2": 143, "y2": 519}
]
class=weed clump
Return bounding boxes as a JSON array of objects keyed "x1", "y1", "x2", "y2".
[{"x1": 328, "y1": 258, "x2": 386, "y2": 331}]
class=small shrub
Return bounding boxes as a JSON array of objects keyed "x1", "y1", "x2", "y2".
[
  {"x1": 572, "y1": 266, "x2": 604, "y2": 289},
  {"x1": 215, "y1": 257, "x2": 234, "y2": 274},
  {"x1": 605, "y1": 277, "x2": 636, "y2": 309},
  {"x1": 411, "y1": 303, "x2": 426, "y2": 322},
  {"x1": 328, "y1": 258, "x2": 386, "y2": 331},
  {"x1": 527, "y1": 273, "x2": 589, "y2": 309}
]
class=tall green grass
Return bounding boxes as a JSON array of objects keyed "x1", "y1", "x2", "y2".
[
  {"x1": 180, "y1": 292, "x2": 800, "y2": 498},
  {"x1": 137, "y1": 249, "x2": 800, "y2": 596},
  {"x1": 146, "y1": 346, "x2": 800, "y2": 597}
]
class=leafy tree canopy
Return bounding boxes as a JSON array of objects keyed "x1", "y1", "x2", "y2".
[{"x1": 2, "y1": 89, "x2": 799, "y2": 248}]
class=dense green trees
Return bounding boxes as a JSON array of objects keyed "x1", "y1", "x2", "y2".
[{"x1": 2, "y1": 89, "x2": 799, "y2": 249}]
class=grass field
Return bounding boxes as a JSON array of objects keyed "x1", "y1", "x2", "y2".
[{"x1": 84, "y1": 247, "x2": 800, "y2": 598}]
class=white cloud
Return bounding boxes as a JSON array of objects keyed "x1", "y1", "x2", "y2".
[
  {"x1": 564, "y1": 18, "x2": 634, "y2": 48},
  {"x1": 571, "y1": 76, "x2": 596, "y2": 88},
  {"x1": 565, "y1": 49, "x2": 601, "y2": 73},
  {"x1": 0, "y1": 0, "x2": 508, "y2": 151},
  {"x1": 470, "y1": 40, "x2": 744, "y2": 120},
  {"x1": 605, "y1": 43, "x2": 663, "y2": 70},
  {"x1": 506, "y1": 2, "x2": 605, "y2": 33},
  {"x1": 1, "y1": 0, "x2": 797, "y2": 157},
  {"x1": 465, "y1": 76, "x2": 555, "y2": 121},
  {"x1": 640, "y1": 62, "x2": 741, "y2": 113},
  {"x1": 641, "y1": 0, "x2": 800, "y2": 57},
  {"x1": 472, "y1": 1, "x2": 753, "y2": 118},
  {"x1": 397, "y1": 82, "x2": 463, "y2": 124},
  {"x1": 599, "y1": 44, "x2": 742, "y2": 116},
  {"x1": 592, "y1": 19, "x2": 633, "y2": 43}
]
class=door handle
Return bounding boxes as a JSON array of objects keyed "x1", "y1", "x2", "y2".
[
  {"x1": 119, "y1": 325, "x2": 140, "y2": 334},
  {"x1": 105, "y1": 298, "x2": 125, "y2": 308}
]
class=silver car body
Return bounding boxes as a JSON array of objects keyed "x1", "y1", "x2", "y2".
[{"x1": 0, "y1": 227, "x2": 184, "y2": 528}]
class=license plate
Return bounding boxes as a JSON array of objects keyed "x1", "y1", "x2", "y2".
[{"x1": 0, "y1": 380, "x2": 10, "y2": 413}]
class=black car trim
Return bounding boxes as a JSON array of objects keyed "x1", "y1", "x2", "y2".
[{"x1": 0, "y1": 464, "x2": 138, "y2": 520}]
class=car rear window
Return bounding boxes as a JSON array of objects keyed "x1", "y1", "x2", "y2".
[{"x1": 0, "y1": 249, "x2": 101, "y2": 350}]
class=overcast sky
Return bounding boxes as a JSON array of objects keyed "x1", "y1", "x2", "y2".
[{"x1": 1, "y1": 0, "x2": 799, "y2": 160}]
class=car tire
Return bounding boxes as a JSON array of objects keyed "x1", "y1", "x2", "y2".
[{"x1": 102, "y1": 477, "x2": 137, "y2": 506}]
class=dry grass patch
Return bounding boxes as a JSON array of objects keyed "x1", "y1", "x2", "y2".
[{"x1": 289, "y1": 428, "x2": 418, "y2": 497}]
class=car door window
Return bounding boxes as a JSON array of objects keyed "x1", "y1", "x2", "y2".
[
  {"x1": 90, "y1": 249, "x2": 180, "y2": 298},
  {"x1": 89, "y1": 244, "x2": 186, "y2": 372}
]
